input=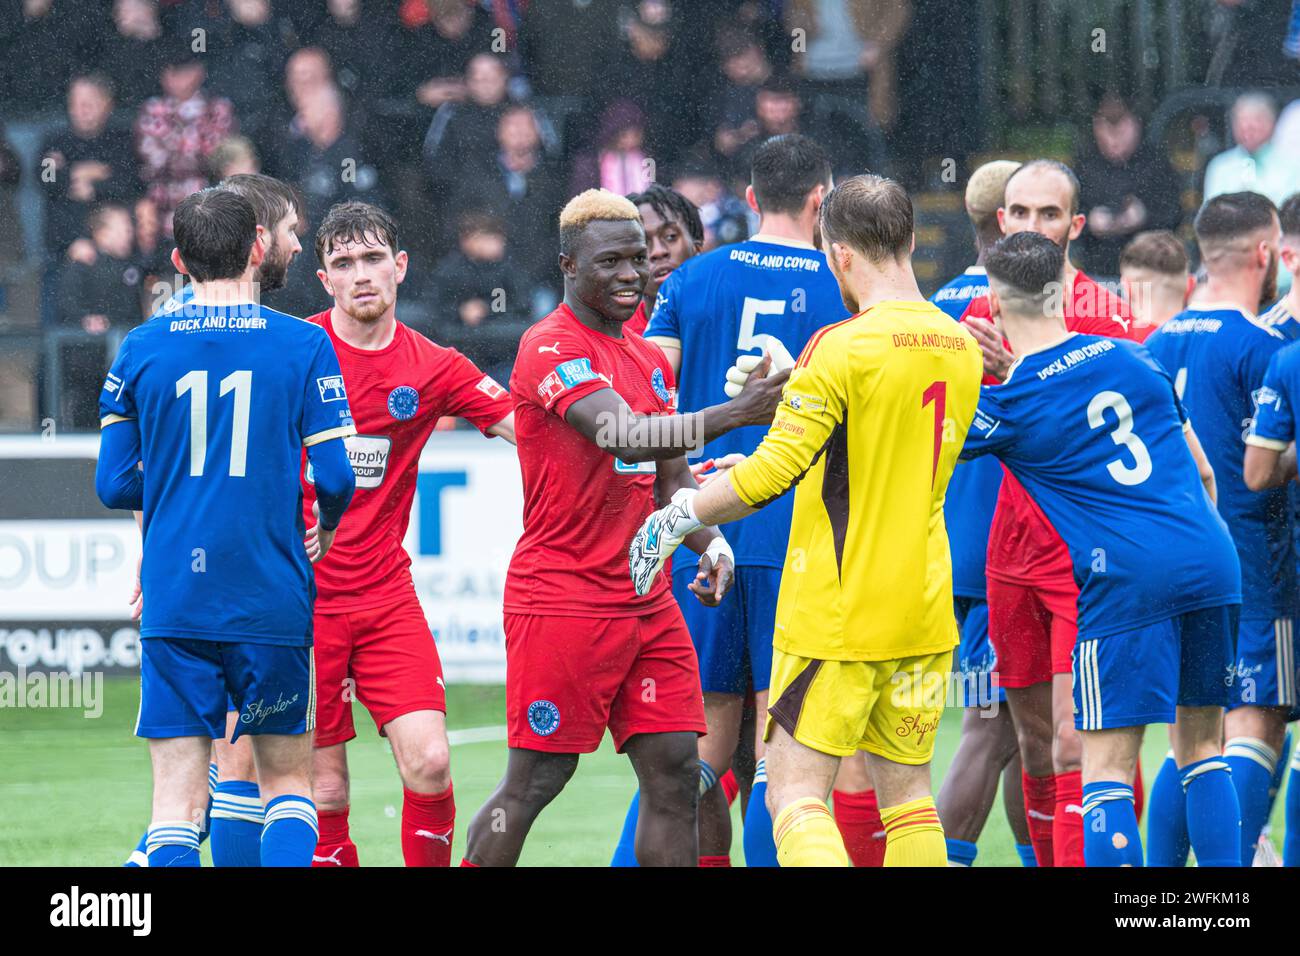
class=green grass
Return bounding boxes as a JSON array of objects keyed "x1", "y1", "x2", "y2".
[{"x1": 0, "y1": 678, "x2": 1287, "y2": 866}]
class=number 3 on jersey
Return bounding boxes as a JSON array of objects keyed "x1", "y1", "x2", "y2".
[
  {"x1": 176, "y1": 369, "x2": 253, "y2": 478},
  {"x1": 1088, "y1": 389, "x2": 1152, "y2": 486}
]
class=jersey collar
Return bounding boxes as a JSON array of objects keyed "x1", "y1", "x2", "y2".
[
  {"x1": 1003, "y1": 331, "x2": 1079, "y2": 383},
  {"x1": 1189, "y1": 301, "x2": 1258, "y2": 320},
  {"x1": 749, "y1": 233, "x2": 816, "y2": 250}
]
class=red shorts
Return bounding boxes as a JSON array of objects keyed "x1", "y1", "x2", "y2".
[
  {"x1": 986, "y1": 576, "x2": 1078, "y2": 688},
  {"x1": 313, "y1": 597, "x2": 446, "y2": 748},
  {"x1": 504, "y1": 603, "x2": 707, "y2": 754}
]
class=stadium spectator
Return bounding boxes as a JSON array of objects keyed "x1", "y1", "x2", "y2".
[
  {"x1": 426, "y1": 211, "x2": 530, "y2": 382},
  {"x1": 707, "y1": 26, "x2": 773, "y2": 166},
  {"x1": 406, "y1": 0, "x2": 499, "y2": 110},
  {"x1": 608, "y1": 1, "x2": 688, "y2": 160},
  {"x1": 284, "y1": 46, "x2": 337, "y2": 114},
  {"x1": 97, "y1": 0, "x2": 165, "y2": 110},
  {"x1": 448, "y1": 105, "x2": 564, "y2": 291},
  {"x1": 204, "y1": 0, "x2": 294, "y2": 146},
  {"x1": 423, "y1": 53, "x2": 514, "y2": 203},
  {"x1": 518, "y1": 0, "x2": 620, "y2": 95},
  {"x1": 308, "y1": 0, "x2": 398, "y2": 106},
  {"x1": 41, "y1": 74, "x2": 141, "y2": 258},
  {"x1": 671, "y1": 161, "x2": 751, "y2": 249},
  {"x1": 1075, "y1": 94, "x2": 1181, "y2": 276},
  {"x1": 209, "y1": 136, "x2": 261, "y2": 180},
  {"x1": 0, "y1": 0, "x2": 100, "y2": 111},
  {"x1": 134, "y1": 41, "x2": 238, "y2": 237},
  {"x1": 1203, "y1": 92, "x2": 1300, "y2": 206},
  {"x1": 569, "y1": 100, "x2": 654, "y2": 196},
  {"x1": 54, "y1": 202, "x2": 145, "y2": 428}
]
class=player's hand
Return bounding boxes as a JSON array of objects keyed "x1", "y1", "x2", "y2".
[
  {"x1": 688, "y1": 547, "x2": 734, "y2": 607},
  {"x1": 628, "y1": 488, "x2": 704, "y2": 596},
  {"x1": 724, "y1": 340, "x2": 796, "y2": 398},
  {"x1": 129, "y1": 553, "x2": 142, "y2": 621},
  {"x1": 966, "y1": 317, "x2": 1013, "y2": 382},
  {"x1": 305, "y1": 500, "x2": 337, "y2": 564},
  {"x1": 726, "y1": 353, "x2": 792, "y2": 427},
  {"x1": 692, "y1": 452, "x2": 746, "y2": 487}
]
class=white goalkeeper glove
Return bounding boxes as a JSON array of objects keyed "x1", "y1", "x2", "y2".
[
  {"x1": 628, "y1": 487, "x2": 703, "y2": 596},
  {"x1": 723, "y1": 342, "x2": 796, "y2": 399}
]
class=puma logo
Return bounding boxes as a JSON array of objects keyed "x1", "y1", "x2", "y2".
[
  {"x1": 312, "y1": 847, "x2": 345, "y2": 865},
  {"x1": 538, "y1": 342, "x2": 561, "y2": 354},
  {"x1": 1111, "y1": 314, "x2": 1131, "y2": 332},
  {"x1": 415, "y1": 828, "x2": 453, "y2": 845}
]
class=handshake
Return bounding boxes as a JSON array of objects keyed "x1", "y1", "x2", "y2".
[{"x1": 722, "y1": 340, "x2": 796, "y2": 398}]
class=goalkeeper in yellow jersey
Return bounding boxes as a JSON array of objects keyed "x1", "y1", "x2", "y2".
[{"x1": 629, "y1": 174, "x2": 983, "y2": 866}]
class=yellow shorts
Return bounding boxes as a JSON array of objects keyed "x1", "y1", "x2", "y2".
[{"x1": 764, "y1": 646, "x2": 953, "y2": 764}]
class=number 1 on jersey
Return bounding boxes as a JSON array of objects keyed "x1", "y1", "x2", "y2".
[
  {"x1": 922, "y1": 380, "x2": 946, "y2": 488},
  {"x1": 176, "y1": 369, "x2": 253, "y2": 478}
]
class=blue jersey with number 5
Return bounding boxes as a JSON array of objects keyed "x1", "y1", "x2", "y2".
[
  {"x1": 960, "y1": 334, "x2": 1240, "y2": 639},
  {"x1": 644, "y1": 237, "x2": 848, "y2": 567},
  {"x1": 99, "y1": 302, "x2": 356, "y2": 645}
]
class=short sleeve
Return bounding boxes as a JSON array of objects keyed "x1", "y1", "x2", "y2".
[
  {"x1": 960, "y1": 387, "x2": 1016, "y2": 460},
  {"x1": 430, "y1": 347, "x2": 512, "y2": 434},
  {"x1": 302, "y1": 332, "x2": 357, "y2": 447},
  {"x1": 514, "y1": 329, "x2": 613, "y2": 418},
  {"x1": 1249, "y1": 348, "x2": 1296, "y2": 450},
  {"x1": 642, "y1": 267, "x2": 683, "y2": 344},
  {"x1": 1131, "y1": 341, "x2": 1188, "y2": 425},
  {"x1": 99, "y1": 336, "x2": 137, "y2": 427}
]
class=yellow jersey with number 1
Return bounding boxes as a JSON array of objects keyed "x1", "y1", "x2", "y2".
[{"x1": 728, "y1": 300, "x2": 983, "y2": 662}]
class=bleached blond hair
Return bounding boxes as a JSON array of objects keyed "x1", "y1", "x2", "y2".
[{"x1": 559, "y1": 189, "x2": 641, "y2": 255}]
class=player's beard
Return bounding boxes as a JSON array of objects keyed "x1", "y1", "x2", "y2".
[
  {"x1": 347, "y1": 287, "x2": 391, "y2": 323},
  {"x1": 256, "y1": 236, "x2": 291, "y2": 293},
  {"x1": 1261, "y1": 249, "x2": 1280, "y2": 309}
]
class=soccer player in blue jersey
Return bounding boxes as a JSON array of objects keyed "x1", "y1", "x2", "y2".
[
  {"x1": 96, "y1": 188, "x2": 356, "y2": 867},
  {"x1": 931, "y1": 159, "x2": 1034, "y2": 867},
  {"x1": 962, "y1": 232, "x2": 1242, "y2": 866},
  {"x1": 632, "y1": 134, "x2": 849, "y2": 866},
  {"x1": 1246, "y1": 335, "x2": 1300, "y2": 865},
  {"x1": 1261, "y1": 194, "x2": 1300, "y2": 339},
  {"x1": 1144, "y1": 191, "x2": 1297, "y2": 866}
]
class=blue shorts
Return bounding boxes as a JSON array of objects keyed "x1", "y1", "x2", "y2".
[
  {"x1": 673, "y1": 564, "x2": 779, "y2": 694},
  {"x1": 953, "y1": 595, "x2": 1004, "y2": 707},
  {"x1": 1072, "y1": 605, "x2": 1237, "y2": 730},
  {"x1": 1229, "y1": 616, "x2": 1299, "y2": 717},
  {"x1": 137, "y1": 637, "x2": 315, "y2": 742}
]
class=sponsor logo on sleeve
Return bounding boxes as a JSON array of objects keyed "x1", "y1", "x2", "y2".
[
  {"x1": 538, "y1": 371, "x2": 565, "y2": 404},
  {"x1": 317, "y1": 375, "x2": 348, "y2": 403},
  {"x1": 1255, "y1": 385, "x2": 1282, "y2": 413},
  {"x1": 387, "y1": 385, "x2": 420, "y2": 420},
  {"x1": 786, "y1": 393, "x2": 825, "y2": 412},
  {"x1": 556, "y1": 357, "x2": 599, "y2": 389},
  {"x1": 103, "y1": 372, "x2": 123, "y2": 396},
  {"x1": 971, "y1": 407, "x2": 1000, "y2": 436},
  {"x1": 476, "y1": 375, "x2": 507, "y2": 400}
]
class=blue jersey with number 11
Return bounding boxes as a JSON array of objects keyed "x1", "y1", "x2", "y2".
[
  {"x1": 644, "y1": 237, "x2": 849, "y2": 567},
  {"x1": 100, "y1": 301, "x2": 356, "y2": 646},
  {"x1": 960, "y1": 334, "x2": 1240, "y2": 640}
]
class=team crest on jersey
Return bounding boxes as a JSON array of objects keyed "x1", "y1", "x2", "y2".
[
  {"x1": 527, "y1": 699, "x2": 561, "y2": 736},
  {"x1": 387, "y1": 385, "x2": 420, "y2": 420},
  {"x1": 650, "y1": 367, "x2": 669, "y2": 402}
]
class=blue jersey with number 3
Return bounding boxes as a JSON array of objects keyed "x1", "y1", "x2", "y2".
[
  {"x1": 99, "y1": 302, "x2": 355, "y2": 646},
  {"x1": 960, "y1": 334, "x2": 1240, "y2": 639},
  {"x1": 644, "y1": 238, "x2": 849, "y2": 567}
]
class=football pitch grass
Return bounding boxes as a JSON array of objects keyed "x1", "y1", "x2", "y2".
[{"x1": 1, "y1": 677, "x2": 1287, "y2": 866}]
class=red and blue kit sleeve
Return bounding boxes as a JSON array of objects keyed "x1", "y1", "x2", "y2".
[{"x1": 515, "y1": 330, "x2": 612, "y2": 419}]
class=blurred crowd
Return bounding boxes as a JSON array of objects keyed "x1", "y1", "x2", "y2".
[{"x1": 0, "y1": 0, "x2": 1298, "y2": 429}]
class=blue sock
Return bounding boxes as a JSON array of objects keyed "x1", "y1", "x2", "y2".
[
  {"x1": 211, "y1": 780, "x2": 264, "y2": 867},
  {"x1": 1082, "y1": 781, "x2": 1143, "y2": 866},
  {"x1": 1285, "y1": 746, "x2": 1300, "y2": 866},
  {"x1": 1145, "y1": 751, "x2": 1190, "y2": 867},
  {"x1": 1181, "y1": 756, "x2": 1241, "y2": 867},
  {"x1": 124, "y1": 830, "x2": 149, "y2": 867},
  {"x1": 1015, "y1": 842, "x2": 1038, "y2": 867},
  {"x1": 146, "y1": 820, "x2": 201, "y2": 867},
  {"x1": 1225, "y1": 737, "x2": 1277, "y2": 865},
  {"x1": 743, "y1": 757, "x2": 778, "y2": 867},
  {"x1": 946, "y1": 837, "x2": 978, "y2": 866},
  {"x1": 260, "y1": 795, "x2": 318, "y2": 867},
  {"x1": 610, "y1": 790, "x2": 641, "y2": 867}
]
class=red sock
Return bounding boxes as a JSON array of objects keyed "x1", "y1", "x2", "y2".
[
  {"x1": 1133, "y1": 758, "x2": 1145, "y2": 821},
  {"x1": 720, "y1": 769, "x2": 740, "y2": 806},
  {"x1": 1052, "y1": 770, "x2": 1085, "y2": 867},
  {"x1": 832, "y1": 789, "x2": 886, "y2": 867},
  {"x1": 401, "y1": 785, "x2": 456, "y2": 867},
  {"x1": 459, "y1": 858, "x2": 478, "y2": 867},
  {"x1": 698, "y1": 855, "x2": 731, "y2": 867},
  {"x1": 1022, "y1": 772, "x2": 1056, "y2": 867},
  {"x1": 313, "y1": 806, "x2": 360, "y2": 867}
]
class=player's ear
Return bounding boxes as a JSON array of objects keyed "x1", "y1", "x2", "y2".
[
  {"x1": 394, "y1": 249, "x2": 409, "y2": 285},
  {"x1": 1069, "y1": 212, "x2": 1086, "y2": 243},
  {"x1": 558, "y1": 252, "x2": 576, "y2": 280},
  {"x1": 170, "y1": 246, "x2": 190, "y2": 277},
  {"x1": 988, "y1": 287, "x2": 1002, "y2": 320},
  {"x1": 1183, "y1": 273, "x2": 1195, "y2": 305},
  {"x1": 316, "y1": 268, "x2": 333, "y2": 297},
  {"x1": 744, "y1": 184, "x2": 760, "y2": 215},
  {"x1": 996, "y1": 207, "x2": 1007, "y2": 234}
]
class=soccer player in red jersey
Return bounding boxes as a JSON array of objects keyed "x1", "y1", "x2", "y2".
[
  {"x1": 462, "y1": 190, "x2": 788, "y2": 867},
  {"x1": 623, "y1": 184, "x2": 704, "y2": 337},
  {"x1": 302, "y1": 201, "x2": 515, "y2": 867},
  {"x1": 959, "y1": 159, "x2": 1139, "y2": 866},
  {"x1": 1118, "y1": 230, "x2": 1194, "y2": 343}
]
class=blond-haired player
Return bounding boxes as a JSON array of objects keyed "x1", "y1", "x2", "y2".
[{"x1": 630, "y1": 175, "x2": 983, "y2": 866}]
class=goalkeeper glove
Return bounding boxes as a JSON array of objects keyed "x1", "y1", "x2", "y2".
[
  {"x1": 723, "y1": 342, "x2": 795, "y2": 399},
  {"x1": 628, "y1": 487, "x2": 703, "y2": 596}
]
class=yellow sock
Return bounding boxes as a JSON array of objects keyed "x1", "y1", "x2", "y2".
[
  {"x1": 772, "y1": 797, "x2": 850, "y2": 867},
  {"x1": 879, "y1": 795, "x2": 946, "y2": 867}
]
